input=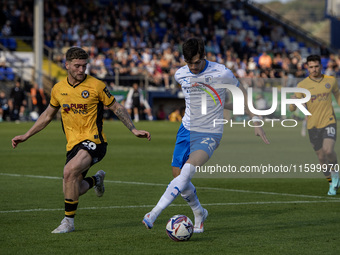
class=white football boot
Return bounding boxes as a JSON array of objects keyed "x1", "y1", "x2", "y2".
[
  {"x1": 51, "y1": 217, "x2": 75, "y2": 234},
  {"x1": 193, "y1": 208, "x2": 208, "y2": 233},
  {"x1": 94, "y1": 170, "x2": 106, "y2": 197},
  {"x1": 142, "y1": 212, "x2": 155, "y2": 229}
]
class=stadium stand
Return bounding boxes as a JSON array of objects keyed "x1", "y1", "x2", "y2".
[{"x1": 0, "y1": 0, "x2": 339, "y2": 120}]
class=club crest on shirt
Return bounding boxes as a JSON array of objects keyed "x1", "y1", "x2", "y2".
[
  {"x1": 325, "y1": 83, "x2": 331, "y2": 89},
  {"x1": 82, "y1": 90, "x2": 90, "y2": 98},
  {"x1": 205, "y1": 75, "x2": 212, "y2": 83}
]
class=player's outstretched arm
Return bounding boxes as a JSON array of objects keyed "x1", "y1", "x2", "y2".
[
  {"x1": 12, "y1": 105, "x2": 59, "y2": 148},
  {"x1": 110, "y1": 101, "x2": 151, "y2": 141}
]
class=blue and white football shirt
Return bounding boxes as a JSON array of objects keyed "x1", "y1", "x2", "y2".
[{"x1": 174, "y1": 60, "x2": 239, "y2": 134}]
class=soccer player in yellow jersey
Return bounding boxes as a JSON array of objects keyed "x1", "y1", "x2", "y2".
[
  {"x1": 289, "y1": 55, "x2": 340, "y2": 195},
  {"x1": 11, "y1": 47, "x2": 151, "y2": 233}
]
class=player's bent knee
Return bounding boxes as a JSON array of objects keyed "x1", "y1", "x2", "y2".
[
  {"x1": 63, "y1": 168, "x2": 81, "y2": 182},
  {"x1": 180, "y1": 163, "x2": 196, "y2": 181}
]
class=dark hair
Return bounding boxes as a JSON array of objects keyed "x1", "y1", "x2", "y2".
[
  {"x1": 306, "y1": 55, "x2": 321, "y2": 64},
  {"x1": 66, "y1": 47, "x2": 89, "y2": 62},
  {"x1": 182, "y1": 38, "x2": 205, "y2": 62}
]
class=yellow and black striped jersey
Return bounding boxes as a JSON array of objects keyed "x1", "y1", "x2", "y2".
[
  {"x1": 50, "y1": 75, "x2": 115, "y2": 151},
  {"x1": 294, "y1": 75, "x2": 340, "y2": 129}
]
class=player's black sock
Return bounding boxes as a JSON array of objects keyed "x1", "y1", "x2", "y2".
[
  {"x1": 65, "y1": 199, "x2": 78, "y2": 218},
  {"x1": 323, "y1": 169, "x2": 332, "y2": 183},
  {"x1": 84, "y1": 176, "x2": 96, "y2": 188},
  {"x1": 324, "y1": 160, "x2": 338, "y2": 183}
]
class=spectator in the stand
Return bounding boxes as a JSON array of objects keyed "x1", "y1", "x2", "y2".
[
  {"x1": 44, "y1": 35, "x2": 54, "y2": 48},
  {"x1": 5, "y1": 0, "x2": 340, "y2": 88},
  {"x1": 142, "y1": 48, "x2": 152, "y2": 64},
  {"x1": 156, "y1": 104, "x2": 166, "y2": 120},
  {"x1": 295, "y1": 63, "x2": 306, "y2": 79},
  {"x1": 270, "y1": 25, "x2": 284, "y2": 43},
  {"x1": 259, "y1": 22, "x2": 271, "y2": 38},
  {"x1": 272, "y1": 54, "x2": 283, "y2": 69},
  {"x1": 287, "y1": 57, "x2": 299, "y2": 87},
  {"x1": 168, "y1": 108, "x2": 182, "y2": 122},
  {"x1": 247, "y1": 57, "x2": 257, "y2": 72},
  {"x1": 158, "y1": 53, "x2": 170, "y2": 88},
  {"x1": 229, "y1": 15, "x2": 242, "y2": 30},
  {"x1": 129, "y1": 62, "x2": 140, "y2": 76},
  {"x1": 0, "y1": 91, "x2": 10, "y2": 122},
  {"x1": 258, "y1": 52, "x2": 272, "y2": 70},
  {"x1": 30, "y1": 83, "x2": 47, "y2": 115},
  {"x1": 1, "y1": 20, "x2": 12, "y2": 36},
  {"x1": 89, "y1": 54, "x2": 108, "y2": 79},
  {"x1": 206, "y1": 52, "x2": 216, "y2": 62},
  {"x1": 325, "y1": 60, "x2": 337, "y2": 77},
  {"x1": 225, "y1": 54, "x2": 236, "y2": 71},
  {"x1": 125, "y1": 83, "x2": 153, "y2": 122},
  {"x1": 9, "y1": 79, "x2": 27, "y2": 121},
  {"x1": 320, "y1": 45, "x2": 330, "y2": 58},
  {"x1": 149, "y1": 54, "x2": 164, "y2": 87},
  {"x1": 116, "y1": 58, "x2": 130, "y2": 85},
  {"x1": 189, "y1": 9, "x2": 204, "y2": 25}
]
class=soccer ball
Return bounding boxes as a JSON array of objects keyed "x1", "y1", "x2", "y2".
[{"x1": 166, "y1": 215, "x2": 194, "y2": 241}]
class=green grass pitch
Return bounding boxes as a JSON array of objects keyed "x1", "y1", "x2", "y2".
[{"x1": 0, "y1": 120, "x2": 339, "y2": 254}]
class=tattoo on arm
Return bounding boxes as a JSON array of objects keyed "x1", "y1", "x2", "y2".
[{"x1": 114, "y1": 104, "x2": 136, "y2": 131}]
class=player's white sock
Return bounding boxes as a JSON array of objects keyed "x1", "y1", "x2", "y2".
[
  {"x1": 134, "y1": 114, "x2": 139, "y2": 122},
  {"x1": 181, "y1": 182, "x2": 203, "y2": 215},
  {"x1": 150, "y1": 163, "x2": 195, "y2": 219}
]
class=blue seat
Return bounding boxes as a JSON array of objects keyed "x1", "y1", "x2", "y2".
[
  {"x1": 321, "y1": 58, "x2": 329, "y2": 67},
  {"x1": 277, "y1": 41, "x2": 285, "y2": 48},
  {"x1": 104, "y1": 58, "x2": 112, "y2": 68},
  {"x1": 1, "y1": 38, "x2": 9, "y2": 48},
  {"x1": 298, "y1": 42, "x2": 305, "y2": 48},
  {"x1": 8, "y1": 38, "x2": 17, "y2": 50},
  {"x1": 215, "y1": 35, "x2": 222, "y2": 44},
  {"x1": 242, "y1": 21, "x2": 250, "y2": 30},
  {"x1": 263, "y1": 36, "x2": 270, "y2": 42},
  {"x1": 6, "y1": 67, "x2": 15, "y2": 80},
  {"x1": 224, "y1": 10, "x2": 232, "y2": 20},
  {"x1": 253, "y1": 56, "x2": 259, "y2": 64},
  {"x1": 0, "y1": 67, "x2": 5, "y2": 80},
  {"x1": 250, "y1": 26, "x2": 259, "y2": 36}
]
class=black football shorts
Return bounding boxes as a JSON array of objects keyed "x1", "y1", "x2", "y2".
[{"x1": 308, "y1": 123, "x2": 337, "y2": 151}]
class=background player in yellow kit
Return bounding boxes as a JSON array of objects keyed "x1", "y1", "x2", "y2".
[
  {"x1": 11, "y1": 47, "x2": 151, "y2": 233},
  {"x1": 290, "y1": 55, "x2": 340, "y2": 195}
]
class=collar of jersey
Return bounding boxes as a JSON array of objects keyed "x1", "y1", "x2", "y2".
[
  {"x1": 188, "y1": 60, "x2": 209, "y2": 75},
  {"x1": 308, "y1": 74, "x2": 324, "y2": 83},
  {"x1": 67, "y1": 74, "x2": 87, "y2": 88}
]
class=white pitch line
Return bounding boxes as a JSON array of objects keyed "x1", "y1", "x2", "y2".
[
  {"x1": 1, "y1": 172, "x2": 340, "y2": 201},
  {"x1": 1, "y1": 200, "x2": 340, "y2": 214}
]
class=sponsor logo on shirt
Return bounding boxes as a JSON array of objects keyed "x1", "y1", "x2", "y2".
[{"x1": 62, "y1": 103, "x2": 88, "y2": 114}]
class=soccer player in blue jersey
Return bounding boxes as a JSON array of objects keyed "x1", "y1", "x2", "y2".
[{"x1": 143, "y1": 38, "x2": 269, "y2": 233}]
